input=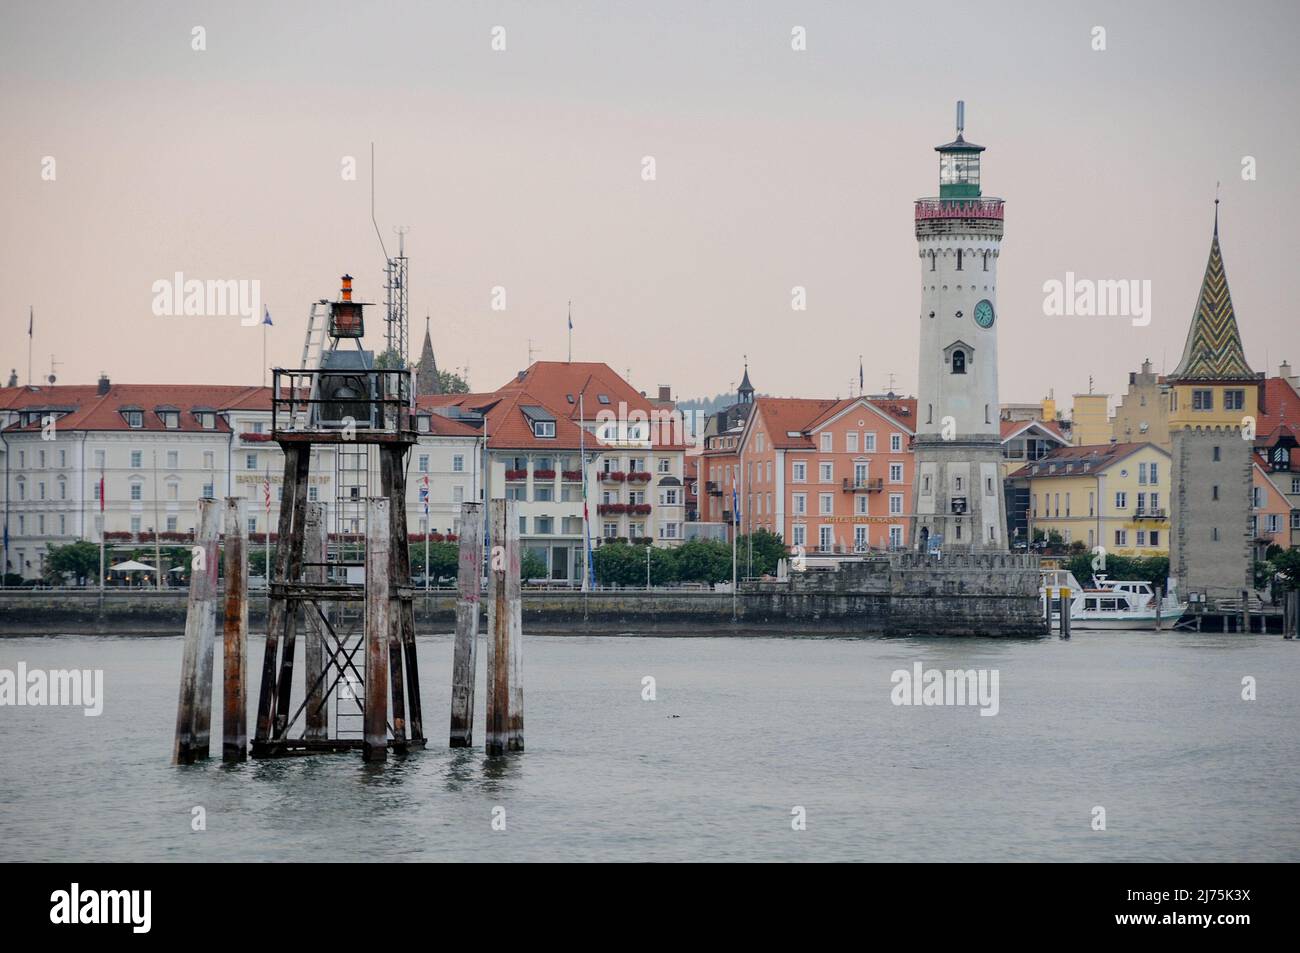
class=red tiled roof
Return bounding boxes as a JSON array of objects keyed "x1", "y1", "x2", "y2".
[
  {"x1": 1007, "y1": 441, "x2": 1162, "y2": 480},
  {"x1": 754, "y1": 395, "x2": 916, "y2": 449},
  {"x1": 0, "y1": 384, "x2": 269, "y2": 433},
  {"x1": 1000, "y1": 418, "x2": 1069, "y2": 443},
  {"x1": 1257, "y1": 376, "x2": 1300, "y2": 440},
  {"x1": 496, "y1": 361, "x2": 652, "y2": 421},
  {"x1": 481, "y1": 391, "x2": 586, "y2": 450}
]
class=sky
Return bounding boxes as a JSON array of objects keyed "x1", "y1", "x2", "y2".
[{"x1": 3, "y1": 0, "x2": 1298, "y2": 410}]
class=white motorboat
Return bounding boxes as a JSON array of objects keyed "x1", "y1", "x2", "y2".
[{"x1": 1040, "y1": 570, "x2": 1186, "y2": 630}]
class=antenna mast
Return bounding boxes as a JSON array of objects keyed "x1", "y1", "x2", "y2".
[{"x1": 370, "y1": 143, "x2": 410, "y2": 367}]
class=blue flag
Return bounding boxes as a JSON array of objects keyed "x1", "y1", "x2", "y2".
[{"x1": 262, "y1": 306, "x2": 273, "y2": 327}]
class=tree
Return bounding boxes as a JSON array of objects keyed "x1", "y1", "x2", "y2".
[
  {"x1": 410, "y1": 541, "x2": 460, "y2": 582},
  {"x1": 44, "y1": 540, "x2": 101, "y2": 584},
  {"x1": 437, "y1": 369, "x2": 470, "y2": 394},
  {"x1": 673, "y1": 539, "x2": 732, "y2": 583},
  {"x1": 521, "y1": 551, "x2": 548, "y2": 581},
  {"x1": 739, "y1": 529, "x2": 788, "y2": 577}
]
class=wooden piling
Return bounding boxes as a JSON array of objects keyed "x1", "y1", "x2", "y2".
[
  {"x1": 450, "y1": 502, "x2": 485, "y2": 747},
  {"x1": 1240, "y1": 589, "x2": 1249, "y2": 636},
  {"x1": 254, "y1": 446, "x2": 304, "y2": 749},
  {"x1": 222, "y1": 498, "x2": 248, "y2": 762},
  {"x1": 1059, "y1": 587, "x2": 1071, "y2": 640},
  {"x1": 485, "y1": 499, "x2": 524, "y2": 755},
  {"x1": 271, "y1": 448, "x2": 312, "y2": 740},
  {"x1": 303, "y1": 502, "x2": 328, "y2": 742},
  {"x1": 363, "y1": 497, "x2": 391, "y2": 763},
  {"x1": 1154, "y1": 586, "x2": 1162, "y2": 632},
  {"x1": 379, "y1": 448, "x2": 409, "y2": 751},
  {"x1": 172, "y1": 498, "x2": 221, "y2": 765}
]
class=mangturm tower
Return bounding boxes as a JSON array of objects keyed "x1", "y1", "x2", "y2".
[
  {"x1": 911, "y1": 102, "x2": 1007, "y2": 552},
  {"x1": 1167, "y1": 203, "x2": 1262, "y2": 602}
]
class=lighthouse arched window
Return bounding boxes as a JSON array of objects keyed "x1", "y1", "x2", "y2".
[{"x1": 952, "y1": 350, "x2": 967, "y2": 374}]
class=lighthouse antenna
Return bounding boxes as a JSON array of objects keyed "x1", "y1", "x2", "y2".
[{"x1": 956, "y1": 100, "x2": 965, "y2": 135}]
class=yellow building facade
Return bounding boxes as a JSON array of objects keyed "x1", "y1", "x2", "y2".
[{"x1": 1013, "y1": 442, "x2": 1171, "y2": 556}]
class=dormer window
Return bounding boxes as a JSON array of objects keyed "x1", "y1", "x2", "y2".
[
  {"x1": 597, "y1": 394, "x2": 610, "y2": 405},
  {"x1": 417, "y1": 414, "x2": 431, "y2": 433},
  {"x1": 534, "y1": 421, "x2": 555, "y2": 438},
  {"x1": 160, "y1": 410, "x2": 179, "y2": 429},
  {"x1": 194, "y1": 409, "x2": 216, "y2": 430},
  {"x1": 123, "y1": 409, "x2": 143, "y2": 428}
]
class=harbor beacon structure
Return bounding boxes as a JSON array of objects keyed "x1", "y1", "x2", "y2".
[{"x1": 911, "y1": 102, "x2": 1007, "y2": 553}]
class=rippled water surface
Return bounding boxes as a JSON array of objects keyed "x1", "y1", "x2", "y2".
[{"x1": 1, "y1": 629, "x2": 1297, "y2": 861}]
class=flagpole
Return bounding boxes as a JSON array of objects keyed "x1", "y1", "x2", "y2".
[
  {"x1": 567, "y1": 300, "x2": 573, "y2": 363},
  {"x1": 262, "y1": 318, "x2": 267, "y2": 388},
  {"x1": 98, "y1": 469, "x2": 106, "y2": 608},
  {"x1": 27, "y1": 306, "x2": 34, "y2": 387}
]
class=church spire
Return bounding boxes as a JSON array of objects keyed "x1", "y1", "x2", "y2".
[
  {"x1": 1169, "y1": 203, "x2": 1253, "y2": 382},
  {"x1": 415, "y1": 316, "x2": 442, "y2": 396},
  {"x1": 738, "y1": 356, "x2": 753, "y2": 403}
]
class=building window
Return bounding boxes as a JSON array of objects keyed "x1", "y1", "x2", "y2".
[
  {"x1": 792, "y1": 524, "x2": 806, "y2": 546},
  {"x1": 1212, "y1": 446, "x2": 1221, "y2": 462},
  {"x1": 890, "y1": 433, "x2": 903, "y2": 453},
  {"x1": 535, "y1": 517, "x2": 553, "y2": 535},
  {"x1": 820, "y1": 433, "x2": 832, "y2": 452},
  {"x1": 533, "y1": 421, "x2": 556, "y2": 438},
  {"x1": 1211, "y1": 527, "x2": 1220, "y2": 542},
  {"x1": 130, "y1": 483, "x2": 142, "y2": 501},
  {"x1": 819, "y1": 525, "x2": 834, "y2": 550},
  {"x1": 535, "y1": 485, "x2": 554, "y2": 502},
  {"x1": 793, "y1": 493, "x2": 807, "y2": 515},
  {"x1": 1212, "y1": 485, "x2": 1219, "y2": 501},
  {"x1": 161, "y1": 411, "x2": 179, "y2": 429},
  {"x1": 922, "y1": 475, "x2": 931, "y2": 494},
  {"x1": 202, "y1": 482, "x2": 214, "y2": 498},
  {"x1": 1137, "y1": 530, "x2": 1147, "y2": 546},
  {"x1": 203, "y1": 451, "x2": 214, "y2": 469},
  {"x1": 246, "y1": 453, "x2": 258, "y2": 470},
  {"x1": 453, "y1": 454, "x2": 465, "y2": 473},
  {"x1": 819, "y1": 493, "x2": 833, "y2": 515},
  {"x1": 854, "y1": 525, "x2": 868, "y2": 552},
  {"x1": 889, "y1": 463, "x2": 904, "y2": 483},
  {"x1": 453, "y1": 486, "x2": 464, "y2": 504},
  {"x1": 855, "y1": 495, "x2": 868, "y2": 515},
  {"x1": 308, "y1": 486, "x2": 318, "y2": 502},
  {"x1": 199, "y1": 412, "x2": 216, "y2": 430},
  {"x1": 1115, "y1": 529, "x2": 1127, "y2": 546},
  {"x1": 131, "y1": 517, "x2": 142, "y2": 534},
  {"x1": 418, "y1": 455, "x2": 429, "y2": 472},
  {"x1": 1115, "y1": 491, "x2": 1127, "y2": 509},
  {"x1": 951, "y1": 350, "x2": 966, "y2": 374},
  {"x1": 864, "y1": 433, "x2": 876, "y2": 452},
  {"x1": 125, "y1": 410, "x2": 143, "y2": 428},
  {"x1": 1224, "y1": 389, "x2": 1245, "y2": 411},
  {"x1": 130, "y1": 450, "x2": 143, "y2": 469},
  {"x1": 792, "y1": 462, "x2": 806, "y2": 483},
  {"x1": 819, "y1": 462, "x2": 833, "y2": 482},
  {"x1": 846, "y1": 432, "x2": 858, "y2": 453},
  {"x1": 956, "y1": 249, "x2": 963, "y2": 270},
  {"x1": 889, "y1": 493, "x2": 903, "y2": 515},
  {"x1": 1150, "y1": 530, "x2": 1160, "y2": 547},
  {"x1": 1192, "y1": 389, "x2": 1213, "y2": 411}
]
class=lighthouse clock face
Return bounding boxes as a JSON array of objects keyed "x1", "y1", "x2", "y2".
[{"x1": 973, "y1": 299, "x2": 995, "y2": 329}]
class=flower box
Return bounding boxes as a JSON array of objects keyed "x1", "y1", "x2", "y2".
[
  {"x1": 533, "y1": 469, "x2": 557, "y2": 480},
  {"x1": 505, "y1": 469, "x2": 527, "y2": 481},
  {"x1": 631, "y1": 503, "x2": 652, "y2": 515},
  {"x1": 601, "y1": 471, "x2": 626, "y2": 482},
  {"x1": 562, "y1": 470, "x2": 583, "y2": 481},
  {"x1": 627, "y1": 472, "x2": 652, "y2": 482}
]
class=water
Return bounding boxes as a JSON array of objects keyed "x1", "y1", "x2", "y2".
[{"x1": 1, "y1": 630, "x2": 1297, "y2": 862}]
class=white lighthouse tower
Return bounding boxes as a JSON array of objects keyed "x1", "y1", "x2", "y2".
[{"x1": 911, "y1": 102, "x2": 1006, "y2": 552}]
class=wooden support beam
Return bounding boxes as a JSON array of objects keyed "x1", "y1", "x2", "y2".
[
  {"x1": 363, "y1": 497, "x2": 391, "y2": 763},
  {"x1": 485, "y1": 499, "x2": 524, "y2": 755},
  {"x1": 172, "y1": 498, "x2": 221, "y2": 765},
  {"x1": 450, "y1": 502, "x2": 485, "y2": 747},
  {"x1": 272, "y1": 448, "x2": 313, "y2": 739},
  {"x1": 254, "y1": 446, "x2": 302, "y2": 748},
  {"x1": 303, "y1": 502, "x2": 328, "y2": 742},
  {"x1": 222, "y1": 497, "x2": 248, "y2": 762},
  {"x1": 1058, "y1": 587, "x2": 1071, "y2": 640},
  {"x1": 379, "y1": 449, "x2": 409, "y2": 751}
]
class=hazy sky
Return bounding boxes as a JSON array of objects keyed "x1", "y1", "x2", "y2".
[{"x1": 3, "y1": 1, "x2": 1298, "y2": 409}]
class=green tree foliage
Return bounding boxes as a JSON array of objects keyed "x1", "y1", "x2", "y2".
[
  {"x1": 44, "y1": 540, "x2": 101, "y2": 583},
  {"x1": 437, "y1": 369, "x2": 470, "y2": 394},
  {"x1": 738, "y1": 529, "x2": 788, "y2": 577},
  {"x1": 1065, "y1": 552, "x2": 1170, "y2": 590},
  {"x1": 520, "y1": 551, "x2": 548, "y2": 580},
  {"x1": 672, "y1": 539, "x2": 732, "y2": 583},
  {"x1": 410, "y1": 541, "x2": 460, "y2": 582}
]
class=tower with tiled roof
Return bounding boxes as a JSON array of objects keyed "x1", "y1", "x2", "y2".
[
  {"x1": 1167, "y1": 205, "x2": 1263, "y2": 601},
  {"x1": 910, "y1": 102, "x2": 1006, "y2": 552},
  {"x1": 415, "y1": 317, "x2": 442, "y2": 397}
]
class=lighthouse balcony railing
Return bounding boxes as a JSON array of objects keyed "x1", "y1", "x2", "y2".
[
  {"x1": 271, "y1": 367, "x2": 415, "y2": 441},
  {"x1": 914, "y1": 197, "x2": 1005, "y2": 221}
]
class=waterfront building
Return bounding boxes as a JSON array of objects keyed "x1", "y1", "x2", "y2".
[
  {"x1": 1070, "y1": 393, "x2": 1112, "y2": 446},
  {"x1": 1111, "y1": 358, "x2": 1171, "y2": 449},
  {"x1": 998, "y1": 418, "x2": 1070, "y2": 545},
  {"x1": 910, "y1": 104, "x2": 1007, "y2": 552},
  {"x1": 1167, "y1": 208, "x2": 1264, "y2": 601},
  {"x1": 699, "y1": 392, "x2": 917, "y2": 553},
  {"x1": 1251, "y1": 362, "x2": 1300, "y2": 550},
  {"x1": 424, "y1": 361, "x2": 688, "y2": 581},
  {"x1": 1009, "y1": 441, "x2": 1172, "y2": 556}
]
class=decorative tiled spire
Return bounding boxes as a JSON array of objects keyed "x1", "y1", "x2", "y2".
[{"x1": 1169, "y1": 204, "x2": 1254, "y2": 381}]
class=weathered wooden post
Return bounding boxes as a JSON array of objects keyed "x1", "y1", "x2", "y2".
[
  {"x1": 303, "y1": 502, "x2": 328, "y2": 741},
  {"x1": 1240, "y1": 589, "x2": 1249, "y2": 635},
  {"x1": 222, "y1": 497, "x2": 248, "y2": 762},
  {"x1": 1058, "y1": 587, "x2": 1071, "y2": 639},
  {"x1": 363, "y1": 497, "x2": 390, "y2": 763},
  {"x1": 450, "y1": 501, "x2": 485, "y2": 747},
  {"x1": 1154, "y1": 585, "x2": 1163, "y2": 632},
  {"x1": 1043, "y1": 586, "x2": 1052, "y2": 627},
  {"x1": 485, "y1": 499, "x2": 524, "y2": 755},
  {"x1": 172, "y1": 498, "x2": 221, "y2": 765}
]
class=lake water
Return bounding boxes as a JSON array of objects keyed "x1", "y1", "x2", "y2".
[{"x1": 2, "y1": 629, "x2": 1298, "y2": 862}]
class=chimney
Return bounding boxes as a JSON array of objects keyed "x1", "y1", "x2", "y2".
[
  {"x1": 97, "y1": 373, "x2": 111, "y2": 396},
  {"x1": 340, "y1": 274, "x2": 353, "y2": 302},
  {"x1": 1280, "y1": 360, "x2": 1294, "y2": 382},
  {"x1": 658, "y1": 385, "x2": 671, "y2": 402}
]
